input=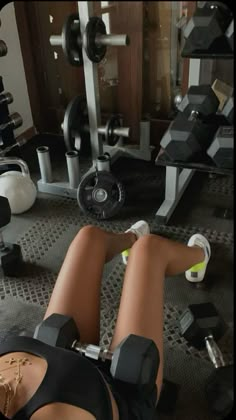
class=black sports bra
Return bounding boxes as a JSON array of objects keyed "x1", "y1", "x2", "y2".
[{"x1": 0, "y1": 336, "x2": 113, "y2": 420}]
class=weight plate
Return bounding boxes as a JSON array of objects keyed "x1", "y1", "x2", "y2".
[
  {"x1": 63, "y1": 95, "x2": 88, "y2": 151},
  {"x1": 77, "y1": 170, "x2": 125, "y2": 219},
  {"x1": 84, "y1": 17, "x2": 106, "y2": 63},
  {"x1": 62, "y1": 14, "x2": 83, "y2": 66},
  {"x1": 105, "y1": 115, "x2": 121, "y2": 146}
]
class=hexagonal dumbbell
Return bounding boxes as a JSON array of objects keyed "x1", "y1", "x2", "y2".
[
  {"x1": 160, "y1": 85, "x2": 220, "y2": 162},
  {"x1": 34, "y1": 313, "x2": 159, "y2": 395},
  {"x1": 207, "y1": 126, "x2": 234, "y2": 169},
  {"x1": 179, "y1": 302, "x2": 233, "y2": 419},
  {"x1": 0, "y1": 196, "x2": 23, "y2": 277},
  {"x1": 182, "y1": 2, "x2": 232, "y2": 54},
  {"x1": 225, "y1": 19, "x2": 234, "y2": 51}
]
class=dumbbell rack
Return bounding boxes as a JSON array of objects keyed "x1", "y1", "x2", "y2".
[
  {"x1": 154, "y1": 5, "x2": 234, "y2": 224},
  {"x1": 0, "y1": 17, "x2": 23, "y2": 158}
]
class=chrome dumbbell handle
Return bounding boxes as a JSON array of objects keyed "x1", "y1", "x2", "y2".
[
  {"x1": 205, "y1": 335, "x2": 226, "y2": 369},
  {"x1": 72, "y1": 340, "x2": 113, "y2": 362}
]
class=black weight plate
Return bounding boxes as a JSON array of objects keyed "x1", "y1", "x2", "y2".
[
  {"x1": 84, "y1": 17, "x2": 106, "y2": 63},
  {"x1": 105, "y1": 115, "x2": 121, "y2": 146},
  {"x1": 63, "y1": 95, "x2": 88, "y2": 151},
  {"x1": 77, "y1": 170, "x2": 125, "y2": 219},
  {"x1": 62, "y1": 14, "x2": 83, "y2": 66}
]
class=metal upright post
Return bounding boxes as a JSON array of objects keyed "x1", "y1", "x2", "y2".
[{"x1": 77, "y1": 2, "x2": 103, "y2": 162}]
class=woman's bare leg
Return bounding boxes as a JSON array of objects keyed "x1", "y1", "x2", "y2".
[
  {"x1": 44, "y1": 225, "x2": 136, "y2": 344},
  {"x1": 110, "y1": 234, "x2": 205, "y2": 402}
]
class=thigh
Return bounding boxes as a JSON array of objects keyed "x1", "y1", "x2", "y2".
[
  {"x1": 110, "y1": 237, "x2": 165, "y2": 402},
  {"x1": 44, "y1": 226, "x2": 107, "y2": 344}
]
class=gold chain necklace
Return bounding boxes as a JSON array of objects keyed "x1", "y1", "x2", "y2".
[{"x1": 0, "y1": 357, "x2": 32, "y2": 416}]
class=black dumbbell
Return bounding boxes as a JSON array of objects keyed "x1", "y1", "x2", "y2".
[
  {"x1": 222, "y1": 96, "x2": 234, "y2": 125},
  {"x1": 160, "y1": 85, "x2": 220, "y2": 162},
  {"x1": 179, "y1": 302, "x2": 233, "y2": 419},
  {"x1": 0, "y1": 77, "x2": 4, "y2": 94},
  {"x1": 225, "y1": 19, "x2": 234, "y2": 51},
  {"x1": 34, "y1": 313, "x2": 159, "y2": 395},
  {"x1": 0, "y1": 112, "x2": 23, "y2": 146},
  {"x1": 205, "y1": 95, "x2": 234, "y2": 128},
  {"x1": 207, "y1": 126, "x2": 234, "y2": 169},
  {"x1": 183, "y1": 2, "x2": 232, "y2": 54},
  {"x1": 0, "y1": 40, "x2": 8, "y2": 57},
  {"x1": 0, "y1": 92, "x2": 13, "y2": 107},
  {"x1": 0, "y1": 196, "x2": 23, "y2": 277},
  {"x1": 0, "y1": 92, "x2": 14, "y2": 119},
  {"x1": 0, "y1": 112, "x2": 23, "y2": 132}
]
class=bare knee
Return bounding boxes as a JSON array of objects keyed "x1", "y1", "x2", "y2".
[
  {"x1": 72, "y1": 225, "x2": 105, "y2": 246},
  {"x1": 132, "y1": 234, "x2": 167, "y2": 257}
]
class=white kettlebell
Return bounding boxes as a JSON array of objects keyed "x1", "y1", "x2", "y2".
[{"x1": 0, "y1": 157, "x2": 37, "y2": 214}]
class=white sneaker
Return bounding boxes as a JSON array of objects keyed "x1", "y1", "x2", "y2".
[
  {"x1": 185, "y1": 234, "x2": 211, "y2": 282},
  {"x1": 121, "y1": 220, "x2": 150, "y2": 265}
]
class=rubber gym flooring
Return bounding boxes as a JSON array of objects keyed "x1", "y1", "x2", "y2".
[{"x1": 0, "y1": 135, "x2": 234, "y2": 420}]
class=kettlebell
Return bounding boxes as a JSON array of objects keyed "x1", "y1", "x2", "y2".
[{"x1": 0, "y1": 157, "x2": 37, "y2": 214}]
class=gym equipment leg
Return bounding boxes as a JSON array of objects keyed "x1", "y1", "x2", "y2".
[
  {"x1": 155, "y1": 167, "x2": 195, "y2": 224},
  {"x1": 78, "y1": 1, "x2": 102, "y2": 163}
]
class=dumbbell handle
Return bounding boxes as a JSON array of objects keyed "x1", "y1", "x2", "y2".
[
  {"x1": 188, "y1": 110, "x2": 200, "y2": 121},
  {"x1": 205, "y1": 335, "x2": 226, "y2": 369},
  {"x1": 72, "y1": 339, "x2": 113, "y2": 362},
  {"x1": 50, "y1": 33, "x2": 129, "y2": 48},
  {"x1": 0, "y1": 92, "x2": 13, "y2": 106},
  {"x1": 0, "y1": 113, "x2": 23, "y2": 132},
  {"x1": 0, "y1": 40, "x2": 8, "y2": 57}
]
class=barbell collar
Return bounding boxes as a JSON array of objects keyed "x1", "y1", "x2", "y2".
[
  {"x1": 205, "y1": 335, "x2": 226, "y2": 369},
  {"x1": 98, "y1": 126, "x2": 130, "y2": 138},
  {"x1": 0, "y1": 40, "x2": 7, "y2": 57},
  {"x1": 50, "y1": 35, "x2": 63, "y2": 46},
  {"x1": 95, "y1": 34, "x2": 130, "y2": 47},
  {"x1": 0, "y1": 92, "x2": 13, "y2": 106}
]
